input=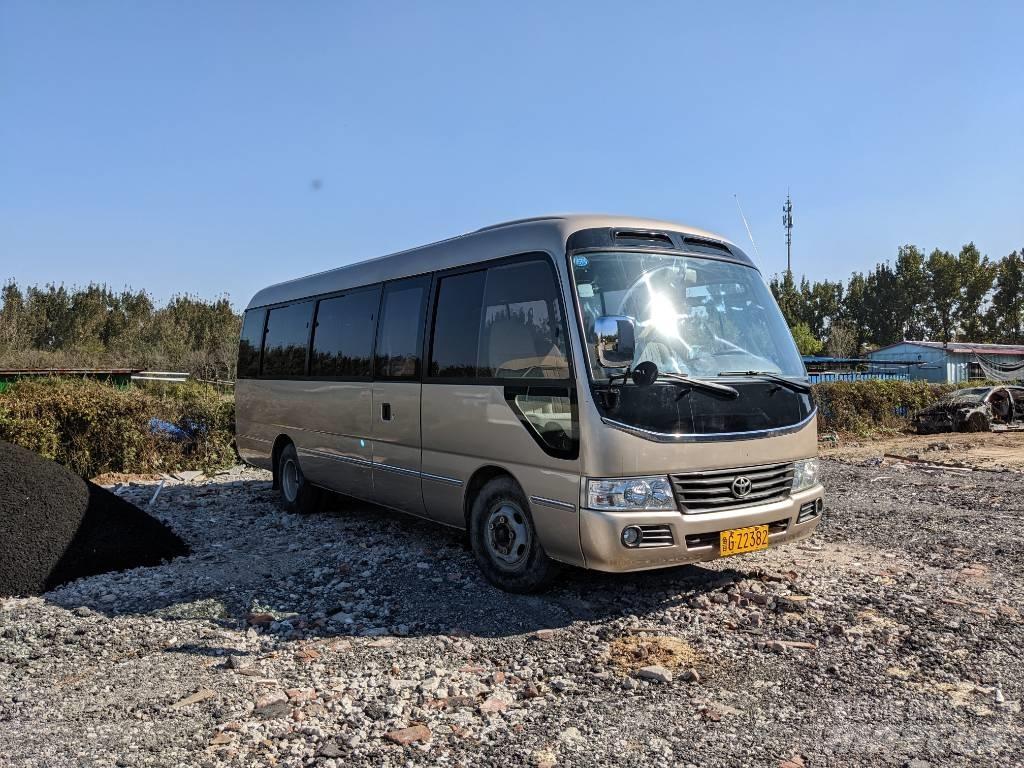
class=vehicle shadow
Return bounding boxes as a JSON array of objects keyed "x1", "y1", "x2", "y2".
[{"x1": 43, "y1": 475, "x2": 754, "y2": 640}]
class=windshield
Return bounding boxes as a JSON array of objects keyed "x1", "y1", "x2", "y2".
[{"x1": 571, "y1": 251, "x2": 805, "y2": 380}]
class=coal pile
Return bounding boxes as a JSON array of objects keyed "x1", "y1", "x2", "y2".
[{"x1": 0, "y1": 440, "x2": 188, "y2": 597}]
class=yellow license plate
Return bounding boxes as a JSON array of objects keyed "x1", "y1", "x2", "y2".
[{"x1": 719, "y1": 525, "x2": 770, "y2": 557}]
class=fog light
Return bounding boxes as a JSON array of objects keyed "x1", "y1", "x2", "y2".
[{"x1": 621, "y1": 526, "x2": 642, "y2": 547}]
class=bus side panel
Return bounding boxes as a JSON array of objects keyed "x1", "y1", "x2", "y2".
[
  {"x1": 294, "y1": 380, "x2": 373, "y2": 498},
  {"x1": 421, "y1": 383, "x2": 585, "y2": 567},
  {"x1": 234, "y1": 378, "x2": 274, "y2": 470}
]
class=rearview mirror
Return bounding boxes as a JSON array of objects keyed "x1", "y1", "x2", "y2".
[{"x1": 594, "y1": 316, "x2": 635, "y2": 368}]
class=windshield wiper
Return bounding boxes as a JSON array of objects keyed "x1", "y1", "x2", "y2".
[
  {"x1": 632, "y1": 362, "x2": 739, "y2": 399},
  {"x1": 718, "y1": 370, "x2": 812, "y2": 393}
]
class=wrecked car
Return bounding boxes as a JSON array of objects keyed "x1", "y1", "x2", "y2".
[{"x1": 913, "y1": 385, "x2": 1024, "y2": 434}]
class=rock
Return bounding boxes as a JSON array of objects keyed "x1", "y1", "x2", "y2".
[
  {"x1": 479, "y1": 695, "x2": 511, "y2": 714},
  {"x1": 533, "y1": 629, "x2": 556, "y2": 641},
  {"x1": 320, "y1": 742, "x2": 344, "y2": 758},
  {"x1": 636, "y1": 666, "x2": 673, "y2": 683},
  {"x1": 225, "y1": 654, "x2": 251, "y2": 670},
  {"x1": 384, "y1": 724, "x2": 431, "y2": 745},
  {"x1": 253, "y1": 690, "x2": 289, "y2": 719},
  {"x1": 682, "y1": 668, "x2": 700, "y2": 683},
  {"x1": 169, "y1": 688, "x2": 216, "y2": 710}
]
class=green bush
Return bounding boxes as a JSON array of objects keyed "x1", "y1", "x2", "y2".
[
  {"x1": 0, "y1": 378, "x2": 236, "y2": 477},
  {"x1": 812, "y1": 379, "x2": 969, "y2": 435}
]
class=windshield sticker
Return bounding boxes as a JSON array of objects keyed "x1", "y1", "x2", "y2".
[
  {"x1": 577, "y1": 283, "x2": 595, "y2": 298},
  {"x1": 573, "y1": 256, "x2": 589, "y2": 268}
]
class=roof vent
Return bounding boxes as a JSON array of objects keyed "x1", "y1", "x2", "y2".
[
  {"x1": 613, "y1": 229, "x2": 675, "y2": 247},
  {"x1": 681, "y1": 236, "x2": 732, "y2": 254}
]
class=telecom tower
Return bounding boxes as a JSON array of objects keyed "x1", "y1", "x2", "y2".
[{"x1": 782, "y1": 193, "x2": 793, "y2": 275}]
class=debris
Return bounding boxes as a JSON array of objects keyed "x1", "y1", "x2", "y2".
[
  {"x1": 148, "y1": 479, "x2": 166, "y2": 508},
  {"x1": 169, "y1": 688, "x2": 216, "y2": 710}
]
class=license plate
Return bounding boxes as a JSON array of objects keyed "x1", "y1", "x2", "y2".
[{"x1": 719, "y1": 525, "x2": 770, "y2": 557}]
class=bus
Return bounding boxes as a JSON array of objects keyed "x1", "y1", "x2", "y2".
[{"x1": 236, "y1": 215, "x2": 823, "y2": 592}]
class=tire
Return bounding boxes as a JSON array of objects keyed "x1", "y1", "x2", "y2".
[
  {"x1": 468, "y1": 476, "x2": 558, "y2": 593},
  {"x1": 277, "y1": 443, "x2": 321, "y2": 514}
]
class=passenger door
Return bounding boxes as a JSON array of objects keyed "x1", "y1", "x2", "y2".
[
  {"x1": 371, "y1": 276, "x2": 430, "y2": 516},
  {"x1": 300, "y1": 286, "x2": 380, "y2": 500}
]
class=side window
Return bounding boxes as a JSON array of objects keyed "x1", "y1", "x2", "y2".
[
  {"x1": 262, "y1": 302, "x2": 313, "y2": 377},
  {"x1": 310, "y1": 287, "x2": 381, "y2": 378},
  {"x1": 428, "y1": 270, "x2": 485, "y2": 378},
  {"x1": 480, "y1": 259, "x2": 570, "y2": 380},
  {"x1": 237, "y1": 308, "x2": 266, "y2": 379},
  {"x1": 375, "y1": 277, "x2": 429, "y2": 379}
]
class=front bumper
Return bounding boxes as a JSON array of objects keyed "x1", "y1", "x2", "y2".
[{"x1": 579, "y1": 484, "x2": 824, "y2": 572}]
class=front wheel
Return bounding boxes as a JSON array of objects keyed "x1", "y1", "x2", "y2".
[
  {"x1": 469, "y1": 477, "x2": 558, "y2": 593},
  {"x1": 277, "y1": 443, "x2": 321, "y2": 514}
]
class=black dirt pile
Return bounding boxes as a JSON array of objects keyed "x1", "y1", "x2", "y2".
[{"x1": 0, "y1": 440, "x2": 188, "y2": 597}]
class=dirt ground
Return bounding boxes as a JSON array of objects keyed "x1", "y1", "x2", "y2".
[
  {"x1": 820, "y1": 429, "x2": 1024, "y2": 472},
  {"x1": 2, "y1": 459, "x2": 1022, "y2": 767}
]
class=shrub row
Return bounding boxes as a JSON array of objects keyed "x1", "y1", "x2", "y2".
[
  {"x1": 0, "y1": 378, "x2": 236, "y2": 478},
  {"x1": 0, "y1": 376, "x2": 989, "y2": 477},
  {"x1": 811, "y1": 379, "x2": 971, "y2": 435}
]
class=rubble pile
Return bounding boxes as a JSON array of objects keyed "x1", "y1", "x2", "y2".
[{"x1": 0, "y1": 440, "x2": 188, "y2": 597}]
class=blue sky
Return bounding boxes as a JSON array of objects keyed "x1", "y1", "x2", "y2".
[{"x1": 2, "y1": 1, "x2": 1022, "y2": 306}]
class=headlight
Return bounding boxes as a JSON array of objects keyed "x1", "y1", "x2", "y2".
[
  {"x1": 586, "y1": 476, "x2": 676, "y2": 511},
  {"x1": 792, "y1": 458, "x2": 820, "y2": 491}
]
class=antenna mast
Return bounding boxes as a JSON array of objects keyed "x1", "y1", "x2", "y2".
[
  {"x1": 782, "y1": 192, "x2": 793, "y2": 275},
  {"x1": 733, "y1": 194, "x2": 763, "y2": 266}
]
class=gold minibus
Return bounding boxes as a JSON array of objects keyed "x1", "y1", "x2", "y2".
[{"x1": 236, "y1": 215, "x2": 823, "y2": 592}]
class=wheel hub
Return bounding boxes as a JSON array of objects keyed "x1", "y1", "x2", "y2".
[
  {"x1": 485, "y1": 502, "x2": 530, "y2": 567},
  {"x1": 282, "y1": 458, "x2": 299, "y2": 502}
]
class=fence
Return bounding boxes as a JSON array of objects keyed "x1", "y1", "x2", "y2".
[{"x1": 807, "y1": 371, "x2": 909, "y2": 384}]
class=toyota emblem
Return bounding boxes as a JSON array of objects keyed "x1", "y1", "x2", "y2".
[{"x1": 731, "y1": 476, "x2": 752, "y2": 498}]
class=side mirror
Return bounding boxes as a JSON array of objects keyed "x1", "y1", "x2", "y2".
[{"x1": 594, "y1": 316, "x2": 636, "y2": 368}]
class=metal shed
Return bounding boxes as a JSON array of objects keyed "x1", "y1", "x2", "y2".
[{"x1": 867, "y1": 341, "x2": 1024, "y2": 383}]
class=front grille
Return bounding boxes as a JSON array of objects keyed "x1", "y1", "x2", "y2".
[{"x1": 670, "y1": 462, "x2": 794, "y2": 513}]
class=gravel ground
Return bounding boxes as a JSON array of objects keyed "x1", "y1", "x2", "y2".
[{"x1": 1, "y1": 459, "x2": 1021, "y2": 768}]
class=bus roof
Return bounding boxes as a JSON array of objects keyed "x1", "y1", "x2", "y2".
[{"x1": 245, "y1": 214, "x2": 752, "y2": 310}]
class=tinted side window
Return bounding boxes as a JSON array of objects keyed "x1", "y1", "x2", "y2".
[
  {"x1": 480, "y1": 259, "x2": 570, "y2": 379},
  {"x1": 262, "y1": 302, "x2": 313, "y2": 377},
  {"x1": 375, "y1": 277, "x2": 428, "y2": 379},
  {"x1": 429, "y1": 270, "x2": 485, "y2": 379},
  {"x1": 311, "y1": 287, "x2": 381, "y2": 378},
  {"x1": 237, "y1": 308, "x2": 266, "y2": 379}
]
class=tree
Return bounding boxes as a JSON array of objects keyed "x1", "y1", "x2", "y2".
[
  {"x1": 894, "y1": 245, "x2": 929, "y2": 340},
  {"x1": 989, "y1": 250, "x2": 1024, "y2": 343},
  {"x1": 790, "y1": 322, "x2": 823, "y2": 355},
  {"x1": 957, "y1": 243, "x2": 996, "y2": 341},
  {"x1": 825, "y1": 322, "x2": 857, "y2": 358},
  {"x1": 924, "y1": 249, "x2": 960, "y2": 344},
  {"x1": 841, "y1": 272, "x2": 873, "y2": 354}
]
